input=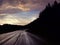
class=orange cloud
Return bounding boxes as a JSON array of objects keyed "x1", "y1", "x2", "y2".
[
  {"x1": 0, "y1": 3, "x2": 30, "y2": 11},
  {"x1": 17, "y1": 4, "x2": 30, "y2": 11}
]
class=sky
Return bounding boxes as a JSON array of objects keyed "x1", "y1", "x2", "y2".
[{"x1": 0, "y1": 0, "x2": 60, "y2": 25}]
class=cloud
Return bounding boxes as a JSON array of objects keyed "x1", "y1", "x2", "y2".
[
  {"x1": 0, "y1": 3, "x2": 31, "y2": 14},
  {"x1": 0, "y1": 14, "x2": 37, "y2": 25},
  {"x1": 0, "y1": 14, "x2": 7, "y2": 19},
  {"x1": 1, "y1": 0, "x2": 59, "y2": 14},
  {"x1": 0, "y1": 0, "x2": 60, "y2": 25},
  {"x1": 0, "y1": 0, "x2": 60, "y2": 14}
]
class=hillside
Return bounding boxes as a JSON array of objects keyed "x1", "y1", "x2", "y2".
[
  {"x1": 26, "y1": 1, "x2": 60, "y2": 45},
  {"x1": 0, "y1": 24, "x2": 25, "y2": 34}
]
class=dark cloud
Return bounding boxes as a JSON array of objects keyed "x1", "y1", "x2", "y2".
[
  {"x1": 0, "y1": 0, "x2": 60, "y2": 14},
  {"x1": 0, "y1": 0, "x2": 60, "y2": 6},
  {"x1": 0, "y1": 0, "x2": 3, "y2": 6}
]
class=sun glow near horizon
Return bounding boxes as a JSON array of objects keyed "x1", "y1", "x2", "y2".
[
  {"x1": 0, "y1": 14, "x2": 38, "y2": 25},
  {"x1": 0, "y1": 0, "x2": 47, "y2": 25}
]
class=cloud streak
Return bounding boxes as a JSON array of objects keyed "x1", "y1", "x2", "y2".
[
  {"x1": 0, "y1": 0, "x2": 60, "y2": 14},
  {"x1": 0, "y1": 14, "x2": 37, "y2": 25},
  {"x1": 0, "y1": 0, "x2": 60, "y2": 25}
]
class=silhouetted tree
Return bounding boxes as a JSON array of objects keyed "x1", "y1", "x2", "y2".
[{"x1": 26, "y1": 1, "x2": 60, "y2": 45}]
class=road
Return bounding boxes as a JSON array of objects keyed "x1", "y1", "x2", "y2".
[{"x1": 0, "y1": 30, "x2": 47, "y2": 45}]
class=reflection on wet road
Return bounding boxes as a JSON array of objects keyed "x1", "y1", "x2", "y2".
[{"x1": 0, "y1": 30, "x2": 46, "y2": 45}]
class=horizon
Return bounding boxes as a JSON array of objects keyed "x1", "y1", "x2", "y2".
[{"x1": 0, "y1": 0, "x2": 60, "y2": 25}]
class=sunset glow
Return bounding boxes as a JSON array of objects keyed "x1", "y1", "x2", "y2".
[{"x1": 0, "y1": 0, "x2": 59, "y2": 25}]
